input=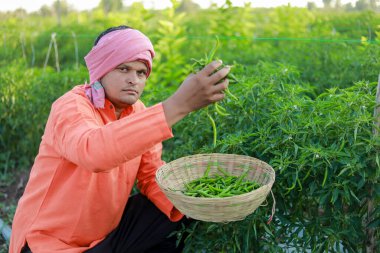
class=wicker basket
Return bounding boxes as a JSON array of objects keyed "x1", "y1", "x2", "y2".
[{"x1": 156, "y1": 153, "x2": 275, "y2": 222}]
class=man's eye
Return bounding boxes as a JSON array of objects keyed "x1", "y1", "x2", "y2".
[
  {"x1": 137, "y1": 70, "x2": 147, "y2": 77},
  {"x1": 118, "y1": 67, "x2": 129, "y2": 72}
]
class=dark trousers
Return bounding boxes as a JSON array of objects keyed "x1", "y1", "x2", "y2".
[{"x1": 22, "y1": 193, "x2": 189, "y2": 253}]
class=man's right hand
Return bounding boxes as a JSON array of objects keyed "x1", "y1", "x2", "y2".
[{"x1": 162, "y1": 60, "x2": 231, "y2": 127}]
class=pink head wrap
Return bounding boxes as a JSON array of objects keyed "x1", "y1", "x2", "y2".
[{"x1": 84, "y1": 29, "x2": 155, "y2": 108}]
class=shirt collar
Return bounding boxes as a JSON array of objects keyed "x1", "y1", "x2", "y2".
[{"x1": 102, "y1": 99, "x2": 134, "y2": 119}]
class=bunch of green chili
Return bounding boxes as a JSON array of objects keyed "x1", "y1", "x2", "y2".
[
  {"x1": 182, "y1": 165, "x2": 261, "y2": 198},
  {"x1": 191, "y1": 37, "x2": 239, "y2": 147}
]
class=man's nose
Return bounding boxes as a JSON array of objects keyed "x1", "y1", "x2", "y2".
[{"x1": 126, "y1": 71, "x2": 139, "y2": 84}]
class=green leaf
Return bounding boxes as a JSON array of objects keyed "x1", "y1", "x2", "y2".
[
  {"x1": 349, "y1": 189, "x2": 360, "y2": 203},
  {"x1": 331, "y1": 189, "x2": 339, "y2": 203},
  {"x1": 263, "y1": 224, "x2": 274, "y2": 238}
]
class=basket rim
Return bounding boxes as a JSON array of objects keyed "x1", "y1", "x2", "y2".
[
  {"x1": 156, "y1": 153, "x2": 276, "y2": 192},
  {"x1": 155, "y1": 153, "x2": 276, "y2": 222}
]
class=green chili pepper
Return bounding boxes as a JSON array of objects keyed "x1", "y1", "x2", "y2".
[
  {"x1": 214, "y1": 103, "x2": 230, "y2": 116},
  {"x1": 190, "y1": 36, "x2": 240, "y2": 147},
  {"x1": 182, "y1": 164, "x2": 261, "y2": 198},
  {"x1": 206, "y1": 112, "x2": 217, "y2": 147}
]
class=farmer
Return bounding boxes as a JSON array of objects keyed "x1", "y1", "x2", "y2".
[{"x1": 9, "y1": 25, "x2": 230, "y2": 253}]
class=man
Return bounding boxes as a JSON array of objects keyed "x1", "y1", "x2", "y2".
[{"x1": 10, "y1": 25, "x2": 230, "y2": 253}]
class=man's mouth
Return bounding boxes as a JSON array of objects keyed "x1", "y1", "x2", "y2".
[{"x1": 122, "y1": 89, "x2": 138, "y2": 94}]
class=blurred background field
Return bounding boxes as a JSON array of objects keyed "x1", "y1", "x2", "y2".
[{"x1": 0, "y1": 0, "x2": 379, "y2": 252}]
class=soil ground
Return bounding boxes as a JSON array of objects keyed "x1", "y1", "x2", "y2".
[{"x1": 0, "y1": 168, "x2": 30, "y2": 252}]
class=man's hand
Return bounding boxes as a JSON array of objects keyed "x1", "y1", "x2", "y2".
[{"x1": 162, "y1": 60, "x2": 230, "y2": 127}]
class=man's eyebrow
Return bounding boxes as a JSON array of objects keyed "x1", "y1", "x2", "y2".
[
  {"x1": 117, "y1": 64, "x2": 147, "y2": 71},
  {"x1": 116, "y1": 64, "x2": 129, "y2": 68}
]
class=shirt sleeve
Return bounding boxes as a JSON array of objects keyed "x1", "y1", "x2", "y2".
[
  {"x1": 46, "y1": 92, "x2": 173, "y2": 172},
  {"x1": 136, "y1": 143, "x2": 184, "y2": 222}
]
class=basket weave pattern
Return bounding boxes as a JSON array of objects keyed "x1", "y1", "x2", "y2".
[{"x1": 156, "y1": 153, "x2": 275, "y2": 222}]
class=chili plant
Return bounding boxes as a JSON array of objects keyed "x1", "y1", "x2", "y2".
[{"x1": 190, "y1": 36, "x2": 239, "y2": 147}]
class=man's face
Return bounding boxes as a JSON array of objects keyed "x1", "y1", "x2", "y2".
[{"x1": 101, "y1": 61, "x2": 148, "y2": 109}]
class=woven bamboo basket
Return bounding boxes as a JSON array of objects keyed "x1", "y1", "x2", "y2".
[{"x1": 156, "y1": 153, "x2": 275, "y2": 222}]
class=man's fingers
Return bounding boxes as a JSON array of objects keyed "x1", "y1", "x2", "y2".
[
  {"x1": 209, "y1": 66, "x2": 230, "y2": 84},
  {"x1": 198, "y1": 60, "x2": 231, "y2": 85},
  {"x1": 211, "y1": 78, "x2": 229, "y2": 98},
  {"x1": 210, "y1": 92, "x2": 226, "y2": 102},
  {"x1": 199, "y1": 60, "x2": 223, "y2": 77}
]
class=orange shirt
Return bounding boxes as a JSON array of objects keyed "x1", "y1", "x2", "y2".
[{"x1": 9, "y1": 85, "x2": 183, "y2": 253}]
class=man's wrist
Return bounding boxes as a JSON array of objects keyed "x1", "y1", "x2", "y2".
[{"x1": 162, "y1": 98, "x2": 188, "y2": 127}]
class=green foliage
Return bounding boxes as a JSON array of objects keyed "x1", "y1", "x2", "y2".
[
  {"x1": 1, "y1": 3, "x2": 379, "y2": 252},
  {"x1": 165, "y1": 62, "x2": 380, "y2": 252},
  {"x1": 99, "y1": 0, "x2": 124, "y2": 14},
  {"x1": 143, "y1": 0, "x2": 191, "y2": 104},
  {"x1": 0, "y1": 64, "x2": 88, "y2": 173}
]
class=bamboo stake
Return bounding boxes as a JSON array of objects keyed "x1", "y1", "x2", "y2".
[
  {"x1": 72, "y1": 31, "x2": 79, "y2": 70},
  {"x1": 20, "y1": 32, "x2": 27, "y2": 64},
  {"x1": 43, "y1": 36, "x2": 53, "y2": 72},
  {"x1": 43, "y1": 33, "x2": 60, "y2": 73},
  {"x1": 30, "y1": 43, "x2": 35, "y2": 67},
  {"x1": 30, "y1": 33, "x2": 36, "y2": 67},
  {"x1": 51, "y1": 33, "x2": 60, "y2": 72}
]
